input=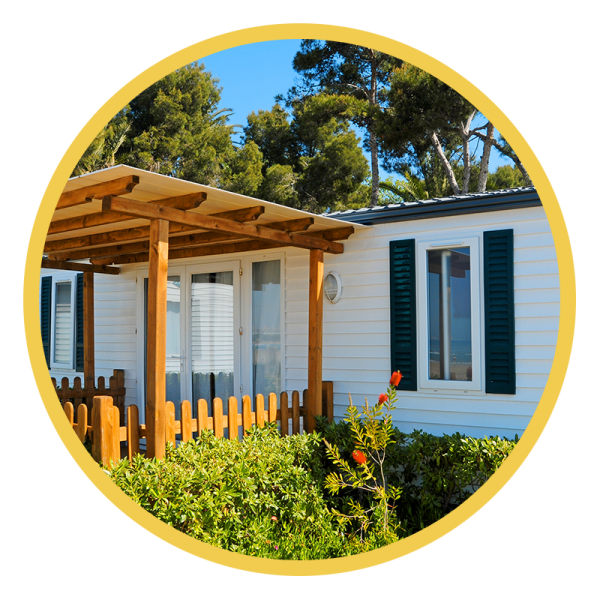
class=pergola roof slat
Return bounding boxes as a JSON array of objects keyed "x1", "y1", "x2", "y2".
[{"x1": 55, "y1": 175, "x2": 140, "y2": 210}]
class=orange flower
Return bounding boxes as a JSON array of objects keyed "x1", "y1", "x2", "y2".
[
  {"x1": 378, "y1": 393, "x2": 388, "y2": 405},
  {"x1": 352, "y1": 450, "x2": 367, "y2": 465},
  {"x1": 390, "y1": 371, "x2": 402, "y2": 387}
]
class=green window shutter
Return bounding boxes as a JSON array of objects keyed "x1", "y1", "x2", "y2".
[
  {"x1": 75, "y1": 273, "x2": 84, "y2": 373},
  {"x1": 40, "y1": 276, "x2": 52, "y2": 368},
  {"x1": 389, "y1": 239, "x2": 417, "y2": 391},
  {"x1": 484, "y1": 229, "x2": 516, "y2": 394}
]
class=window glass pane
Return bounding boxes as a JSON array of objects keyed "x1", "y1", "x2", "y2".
[
  {"x1": 54, "y1": 281, "x2": 72, "y2": 364},
  {"x1": 252, "y1": 260, "x2": 281, "y2": 398},
  {"x1": 191, "y1": 272, "x2": 234, "y2": 415},
  {"x1": 165, "y1": 277, "x2": 181, "y2": 416},
  {"x1": 427, "y1": 248, "x2": 472, "y2": 381}
]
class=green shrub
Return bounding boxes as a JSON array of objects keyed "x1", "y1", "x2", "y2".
[
  {"x1": 316, "y1": 417, "x2": 518, "y2": 537},
  {"x1": 106, "y1": 417, "x2": 517, "y2": 558},
  {"x1": 107, "y1": 424, "x2": 352, "y2": 559}
]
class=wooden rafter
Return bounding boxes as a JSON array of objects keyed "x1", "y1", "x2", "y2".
[
  {"x1": 41, "y1": 259, "x2": 120, "y2": 275},
  {"x1": 102, "y1": 195, "x2": 344, "y2": 254},
  {"x1": 92, "y1": 240, "x2": 283, "y2": 265},
  {"x1": 56, "y1": 176, "x2": 140, "y2": 210},
  {"x1": 44, "y1": 206, "x2": 265, "y2": 252},
  {"x1": 48, "y1": 192, "x2": 207, "y2": 235}
]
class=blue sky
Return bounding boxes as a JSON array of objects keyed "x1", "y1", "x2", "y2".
[{"x1": 201, "y1": 40, "x2": 510, "y2": 182}]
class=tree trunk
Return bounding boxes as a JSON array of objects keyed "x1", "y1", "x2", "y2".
[
  {"x1": 477, "y1": 121, "x2": 495, "y2": 192},
  {"x1": 429, "y1": 131, "x2": 460, "y2": 195},
  {"x1": 369, "y1": 122, "x2": 380, "y2": 207},
  {"x1": 461, "y1": 110, "x2": 476, "y2": 193},
  {"x1": 368, "y1": 50, "x2": 380, "y2": 208}
]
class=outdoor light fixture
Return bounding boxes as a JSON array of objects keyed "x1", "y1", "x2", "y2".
[{"x1": 324, "y1": 271, "x2": 342, "y2": 304}]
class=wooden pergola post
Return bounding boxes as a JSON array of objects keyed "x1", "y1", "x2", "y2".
[
  {"x1": 146, "y1": 219, "x2": 169, "y2": 459},
  {"x1": 83, "y1": 272, "x2": 95, "y2": 390},
  {"x1": 307, "y1": 249, "x2": 324, "y2": 432}
]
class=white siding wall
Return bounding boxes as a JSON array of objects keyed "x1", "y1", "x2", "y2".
[
  {"x1": 284, "y1": 206, "x2": 558, "y2": 439},
  {"x1": 39, "y1": 206, "x2": 558, "y2": 439}
]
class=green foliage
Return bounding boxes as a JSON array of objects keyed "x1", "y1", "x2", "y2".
[
  {"x1": 317, "y1": 418, "x2": 518, "y2": 537},
  {"x1": 222, "y1": 140, "x2": 264, "y2": 197},
  {"x1": 487, "y1": 164, "x2": 527, "y2": 189},
  {"x1": 117, "y1": 63, "x2": 237, "y2": 186},
  {"x1": 286, "y1": 40, "x2": 403, "y2": 206},
  {"x1": 73, "y1": 116, "x2": 130, "y2": 176},
  {"x1": 379, "y1": 173, "x2": 430, "y2": 203},
  {"x1": 107, "y1": 425, "x2": 351, "y2": 559},
  {"x1": 322, "y1": 383, "x2": 403, "y2": 550},
  {"x1": 244, "y1": 100, "x2": 369, "y2": 212},
  {"x1": 72, "y1": 62, "x2": 260, "y2": 193},
  {"x1": 106, "y1": 415, "x2": 516, "y2": 558}
]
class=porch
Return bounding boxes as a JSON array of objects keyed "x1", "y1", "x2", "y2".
[{"x1": 43, "y1": 166, "x2": 362, "y2": 460}]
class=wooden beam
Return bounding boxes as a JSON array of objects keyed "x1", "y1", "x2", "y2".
[
  {"x1": 56, "y1": 176, "x2": 140, "y2": 210},
  {"x1": 307, "y1": 249, "x2": 324, "y2": 433},
  {"x1": 44, "y1": 206, "x2": 265, "y2": 252},
  {"x1": 41, "y1": 259, "x2": 120, "y2": 275},
  {"x1": 263, "y1": 217, "x2": 314, "y2": 232},
  {"x1": 48, "y1": 192, "x2": 207, "y2": 235},
  {"x1": 83, "y1": 272, "x2": 95, "y2": 389},
  {"x1": 48, "y1": 216, "x2": 315, "y2": 261},
  {"x1": 309, "y1": 226, "x2": 355, "y2": 241},
  {"x1": 93, "y1": 240, "x2": 282, "y2": 265},
  {"x1": 102, "y1": 196, "x2": 344, "y2": 254},
  {"x1": 145, "y1": 219, "x2": 169, "y2": 460}
]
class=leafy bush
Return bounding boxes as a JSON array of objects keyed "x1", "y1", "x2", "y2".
[
  {"x1": 106, "y1": 415, "x2": 517, "y2": 558},
  {"x1": 107, "y1": 424, "x2": 352, "y2": 559},
  {"x1": 322, "y1": 379, "x2": 403, "y2": 551},
  {"x1": 316, "y1": 417, "x2": 518, "y2": 536}
]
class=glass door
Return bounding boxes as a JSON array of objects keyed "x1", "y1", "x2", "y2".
[
  {"x1": 185, "y1": 261, "x2": 241, "y2": 418},
  {"x1": 140, "y1": 261, "x2": 241, "y2": 424}
]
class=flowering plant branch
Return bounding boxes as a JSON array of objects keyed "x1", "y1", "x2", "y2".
[{"x1": 323, "y1": 371, "x2": 403, "y2": 544}]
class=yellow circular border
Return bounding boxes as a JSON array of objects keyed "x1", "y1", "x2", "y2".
[{"x1": 23, "y1": 24, "x2": 575, "y2": 576}]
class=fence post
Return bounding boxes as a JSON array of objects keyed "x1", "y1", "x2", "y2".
[
  {"x1": 92, "y1": 395, "x2": 117, "y2": 465},
  {"x1": 181, "y1": 400, "x2": 192, "y2": 443},
  {"x1": 76, "y1": 404, "x2": 88, "y2": 443},
  {"x1": 280, "y1": 392, "x2": 289, "y2": 436},
  {"x1": 322, "y1": 381, "x2": 334, "y2": 423},
  {"x1": 228, "y1": 396, "x2": 238, "y2": 440},
  {"x1": 127, "y1": 405, "x2": 140, "y2": 459},
  {"x1": 242, "y1": 395, "x2": 252, "y2": 435}
]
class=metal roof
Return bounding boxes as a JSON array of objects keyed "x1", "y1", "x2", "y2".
[{"x1": 326, "y1": 186, "x2": 542, "y2": 225}]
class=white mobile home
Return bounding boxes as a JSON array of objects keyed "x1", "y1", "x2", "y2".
[{"x1": 40, "y1": 165, "x2": 557, "y2": 446}]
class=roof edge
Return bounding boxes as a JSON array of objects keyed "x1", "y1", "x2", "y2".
[{"x1": 327, "y1": 187, "x2": 542, "y2": 225}]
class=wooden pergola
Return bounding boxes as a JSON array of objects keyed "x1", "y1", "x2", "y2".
[{"x1": 43, "y1": 166, "x2": 361, "y2": 458}]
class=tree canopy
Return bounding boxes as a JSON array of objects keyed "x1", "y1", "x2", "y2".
[
  {"x1": 74, "y1": 46, "x2": 531, "y2": 216},
  {"x1": 244, "y1": 99, "x2": 369, "y2": 212},
  {"x1": 283, "y1": 41, "x2": 403, "y2": 207}
]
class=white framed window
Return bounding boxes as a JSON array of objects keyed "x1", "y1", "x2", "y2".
[
  {"x1": 416, "y1": 237, "x2": 482, "y2": 392},
  {"x1": 41, "y1": 273, "x2": 77, "y2": 371}
]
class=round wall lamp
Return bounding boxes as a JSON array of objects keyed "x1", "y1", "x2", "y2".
[{"x1": 324, "y1": 271, "x2": 342, "y2": 304}]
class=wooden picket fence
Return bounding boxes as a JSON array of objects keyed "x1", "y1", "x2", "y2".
[
  {"x1": 53, "y1": 369, "x2": 126, "y2": 425},
  {"x1": 63, "y1": 381, "x2": 334, "y2": 465}
]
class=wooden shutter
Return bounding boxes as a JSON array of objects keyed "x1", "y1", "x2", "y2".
[
  {"x1": 484, "y1": 229, "x2": 516, "y2": 394},
  {"x1": 76, "y1": 273, "x2": 84, "y2": 373},
  {"x1": 389, "y1": 240, "x2": 417, "y2": 391},
  {"x1": 40, "y1": 276, "x2": 52, "y2": 368}
]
